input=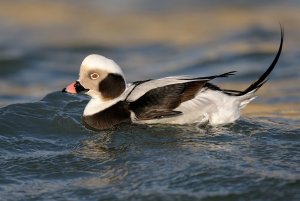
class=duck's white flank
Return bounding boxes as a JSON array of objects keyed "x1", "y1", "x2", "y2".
[{"x1": 131, "y1": 88, "x2": 256, "y2": 125}]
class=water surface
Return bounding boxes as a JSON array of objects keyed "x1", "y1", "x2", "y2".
[{"x1": 0, "y1": 1, "x2": 299, "y2": 200}]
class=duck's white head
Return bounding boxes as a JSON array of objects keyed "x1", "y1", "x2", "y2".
[{"x1": 63, "y1": 54, "x2": 127, "y2": 101}]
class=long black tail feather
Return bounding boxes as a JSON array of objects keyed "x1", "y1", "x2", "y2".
[{"x1": 237, "y1": 25, "x2": 284, "y2": 96}]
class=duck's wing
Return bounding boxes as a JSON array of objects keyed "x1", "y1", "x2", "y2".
[
  {"x1": 128, "y1": 81, "x2": 204, "y2": 120},
  {"x1": 125, "y1": 71, "x2": 236, "y2": 102},
  {"x1": 126, "y1": 71, "x2": 235, "y2": 120}
]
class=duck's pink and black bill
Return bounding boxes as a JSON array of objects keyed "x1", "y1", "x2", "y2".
[{"x1": 62, "y1": 81, "x2": 88, "y2": 94}]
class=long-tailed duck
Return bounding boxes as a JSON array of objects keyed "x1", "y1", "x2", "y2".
[{"x1": 63, "y1": 27, "x2": 283, "y2": 130}]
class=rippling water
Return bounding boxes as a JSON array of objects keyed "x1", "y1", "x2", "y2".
[
  {"x1": 1, "y1": 92, "x2": 299, "y2": 200},
  {"x1": 1, "y1": 1, "x2": 300, "y2": 201}
]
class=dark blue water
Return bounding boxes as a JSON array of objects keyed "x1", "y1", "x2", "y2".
[
  {"x1": 1, "y1": 1, "x2": 300, "y2": 200},
  {"x1": 0, "y1": 92, "x2": 299, "y2": 200}
]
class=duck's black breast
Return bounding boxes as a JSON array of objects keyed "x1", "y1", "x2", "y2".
[{"x1": 82, "y1": 101, "x2": 131, "y2": 131}]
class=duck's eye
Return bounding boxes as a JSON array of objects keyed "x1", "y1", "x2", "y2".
[{"x1": 90, "y1": 73, "x2": 99, "y2": 80}]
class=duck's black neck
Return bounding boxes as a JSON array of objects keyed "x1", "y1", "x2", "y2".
[{"x1": 82, "y1": 101, "x2": 131, "y2": 130}]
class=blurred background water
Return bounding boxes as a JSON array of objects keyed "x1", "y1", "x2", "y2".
[{"x1": 0, "y1": 0, "x2": 299, "y2": 201}]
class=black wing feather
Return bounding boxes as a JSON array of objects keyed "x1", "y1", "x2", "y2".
[
  {"x1": 128, "y1": 71, "x2": 236, "y2": 120},
  {"x1": 178, "y1": 71, "x2": 236, "y2": 81},
  {"x1": 129, "y1": 84, "x2": 185, "y2": 120}
]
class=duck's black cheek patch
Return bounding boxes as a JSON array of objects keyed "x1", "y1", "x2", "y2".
[{"x1": 99, "y1": 73, "x2": 126, "y2": 99}]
